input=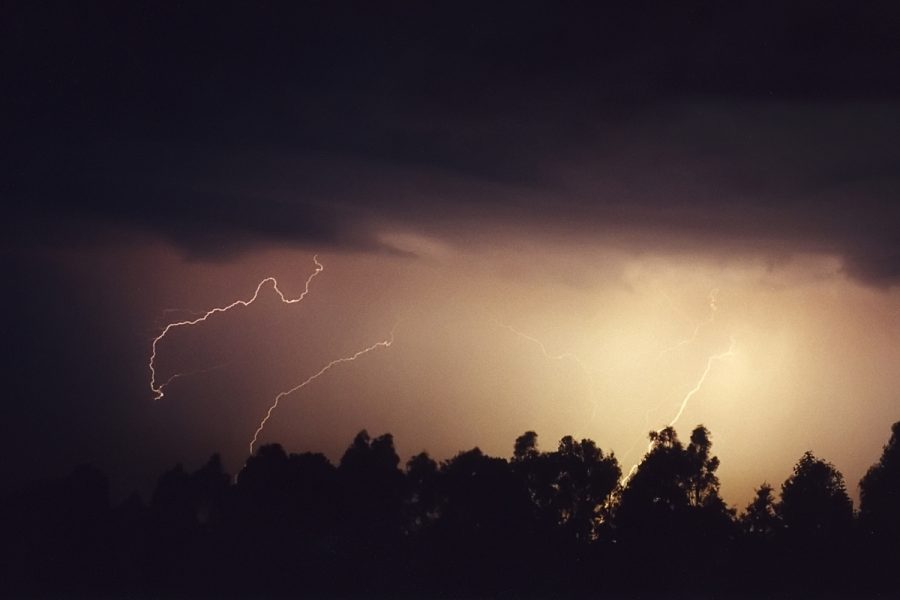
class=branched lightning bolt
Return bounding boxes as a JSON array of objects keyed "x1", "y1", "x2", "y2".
[
  {"x1": 495, "y1": 321, "x2": 592, "y2": 372},
  {"x1": 248, "y1": 326, "x2": 397, "y2": 454},
  {"x1": 621, "y1": 336, "x2": 737, "y2": 485},
  {"x1": 666, "y1": 336, "x2": 736, "y2": 429},
  {"x1": 148, "y1": 255, "x2": 324, "y2": 400},
  {"x1": 495, "y1": 320, "x2": 599, "y2": 421},
  {"x1": 622, "y1": 288, "x2": 722, "y2": 460},
  {"x1": 157, "y1": 362, "x2": 230, "y2": 392}
]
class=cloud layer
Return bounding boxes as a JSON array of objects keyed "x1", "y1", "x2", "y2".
[{"x1": 4, "y1": 1, "x2": 899, "y2": 283}]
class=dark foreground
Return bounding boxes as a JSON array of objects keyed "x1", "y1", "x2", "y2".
[{"x1": 3, "y1": 423, "x2": 899, "y2": 599}]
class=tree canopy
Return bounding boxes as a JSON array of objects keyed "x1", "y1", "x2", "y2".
[{"x1": 3, "y1": 421, "x2": 898, "y2": 597}]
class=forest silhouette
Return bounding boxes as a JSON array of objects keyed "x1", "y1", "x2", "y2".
[{"x1": 2, "y1": 421, "x2": 899, "y2": 598}]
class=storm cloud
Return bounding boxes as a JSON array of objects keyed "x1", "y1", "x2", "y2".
[{"x1": 4, "y1": 1, "x2": 899, "y2": 283}]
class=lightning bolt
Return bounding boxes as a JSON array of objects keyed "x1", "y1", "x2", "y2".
[
  {"x1": 495, "y1": 320, "x2": 592, "y2": 372},
  {"x1": 495, "y1": 320, "x2": 599, "y2": 421},
  {"x1": 148, "y1": 255, "x2": 324, "y2": 400},
  {"x1": 621, "y1": 336, "x2": 737, "y2": 485},
  {"x1": 148, "y1": 253, "x2": 397, "y2": 475},
  {"x1": 622, "y1": 288, "x2": 722, "y2": 459},
  {"x1": 666, "y1": 336, "x2": 736, "y2": 429},
  {"x1": 247, "y1": 326, "x2": 397, "y2": 455},
  {"x1": 156, "y1": 362, "x2": 230, "y2": 392}
]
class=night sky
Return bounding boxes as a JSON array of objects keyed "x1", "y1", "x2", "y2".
[{"x1": 2, "y1": 1, "x2": 899, "y2": 504}]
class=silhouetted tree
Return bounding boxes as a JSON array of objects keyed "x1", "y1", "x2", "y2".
[
  {"x1": 437, "y1": 448, "x2": 533, "y2": 535},
  {"x1": 614, "y1": 425, "x2": 735, "y2": 591},
  {"x1": 741, "y1": 482, "x2": 781, "y2": 540},
  {"x1": 338, "y1": 431, "x2": 405, "y2": 521},
  {"x1": 779, "y1": 451, "x2": 853, "y2": 543},
  {"x1": 430, "y1": 447, "x2": 535, "y2": 593},
  {"x1": 230, "y1": 444, "x2": 343, "y2": 593},
  {"x1": 404, "y1": 451, "x2": 439, "y2": 534},
  {"x1": 617, "y1": 426, "x2": 730, "y2": 532},
  {"x1": 860, "y1": 421, "x2": 900, "y2": 541},
  {"x1": 336, "y1": 430, "x2": 405, "y2": 588},
  {"x1": 776, "y1": 451, "x2": 855, "y2": 592},
  {"x1": 511, "y1": 430, "x2": 555, "y2": 517},
  {"x1": 732, "y1": 481, "x2": 785, "y2": 592},
  {"x1": 513, "y1": 430, "x2": 540, "y2": 462},
  {"x1": 6, "y1": 422, "x2": 900, "y2": 597},
  {"x1": 511, "y1": 432, "x2": 620, "y2": 543},
  {"x1": 148, "y1": 454, "x2": 230, "y2": 591},
  {"x1": 616, "y1": 426, "x2": 690, "y2": 538},
  {"x1": 859, "y1": 421, "x2": 900, "y2": 588},
  {"x1": 152, "y1": 454, "x2": 229, "y2": 528},
  {"x1": 686, "y1": 425, "x2": 721, "y2": 507},
  {"x1": 548, "y1": 435, "x2": 620, "y2": 542}
]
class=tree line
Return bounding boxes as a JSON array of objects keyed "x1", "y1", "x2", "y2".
[{"x1": 2, "y1": 421, "x2": 898, "y2": 598}]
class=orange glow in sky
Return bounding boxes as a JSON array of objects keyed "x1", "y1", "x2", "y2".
[{"x1": 72, "y1": 233, "x2": 897, "y2": 507}]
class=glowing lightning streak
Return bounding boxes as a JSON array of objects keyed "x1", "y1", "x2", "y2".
[
  {"x1": 495, "y1": 320, "x2": 599, "y2": 421},
  {"x1": 248, "y1": 327, "x2": 396, "y2": 455},
  {"x1": 496, "y1": 321, "x2": 591, "y2": 371},
  {"x1": 148, "y1": 255, "x2": 324, "y2": 400},
  {"x1": 624, "y1": 288, "x2": 721, "y2": 455},
  {"x1": 157, "y1": 362, "x2": 230, "y2": 391},
  {"x1": 621, "y1": 336, "x2": 737, "y2": 485},
  {"x1": 666, "y1": 336, "x2": 736, "y2": 429}
]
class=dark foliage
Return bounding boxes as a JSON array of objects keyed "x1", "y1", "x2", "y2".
[
  {"x1": 2, "y1": 422, "x2": 899, "y2": 598},
  {"x1": 859, "y1": 422, "x2": 900, "y2": 591}
]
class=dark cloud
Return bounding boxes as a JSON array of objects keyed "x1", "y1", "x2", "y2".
[{"x1": 3, "y1": 1, "x2": 899, "y2": 283}]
